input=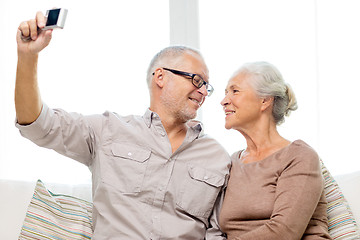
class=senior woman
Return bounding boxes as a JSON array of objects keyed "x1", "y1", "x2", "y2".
[{"x1": 219, "y1": 62, "x2": 331, "y2": 240}]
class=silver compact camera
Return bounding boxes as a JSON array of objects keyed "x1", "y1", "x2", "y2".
[{"x1": 43, "y1": 8, "x2": 68, "y2": 30}]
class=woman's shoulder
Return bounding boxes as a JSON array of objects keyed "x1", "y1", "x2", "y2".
[
  {"x1": 290, "y1": 139, "x2": 318, "y2": 156},
  {"x1": 285, "y1": 139, "x2": 320, "y2": 166}
]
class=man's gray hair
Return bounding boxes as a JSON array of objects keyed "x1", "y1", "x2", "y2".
[{"x1": 146, "y1": 46, "x2": 202, "y2": 88}]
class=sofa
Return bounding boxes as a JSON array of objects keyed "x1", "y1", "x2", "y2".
[{"x1": 0, "y1": 168, "x2": 359, "y2": 240}]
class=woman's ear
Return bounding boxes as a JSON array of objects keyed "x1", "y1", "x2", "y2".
[
  {"x1": 153, "y1": 68, "x2": 165, "y2": 88},
  {"x1": 261, "y1": 97, "x2": 274, "y2": 112}
]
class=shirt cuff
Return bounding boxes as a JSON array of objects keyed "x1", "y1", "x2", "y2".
[{"x1": 15, "y1": 104, "x2": 52, "y2": 140}]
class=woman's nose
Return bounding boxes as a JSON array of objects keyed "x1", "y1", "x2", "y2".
[{"x1": 220, "y1": 95, "x2": 229, "y2": 106}]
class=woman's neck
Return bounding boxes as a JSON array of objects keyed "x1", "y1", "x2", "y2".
[{"x1": 239, "y1": 125, "x2": 290, "y2": 163}]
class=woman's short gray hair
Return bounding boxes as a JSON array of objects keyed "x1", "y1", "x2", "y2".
[
  {"x1": 236, "y1": 61, "x2": 298, "y2": 125},
  {"x1": 146, "y1": 46, "x2": 202, "y2": 88}
]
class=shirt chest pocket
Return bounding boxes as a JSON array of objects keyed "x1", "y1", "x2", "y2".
[
  {"x1": 102, "y1": 143, "x2": 151, "y2": 194},
  {"x1": 176, "y1": 165, "x2": 225, "y2": 219}
]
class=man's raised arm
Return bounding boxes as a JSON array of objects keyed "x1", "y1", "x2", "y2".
[{"x1": 15, "y1": 11, "x2": 52, "y2": 125}]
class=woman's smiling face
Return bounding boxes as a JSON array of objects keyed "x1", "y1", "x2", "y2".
[{"x1": 220, "y1": 73, "x2": 264, "y2": 131}]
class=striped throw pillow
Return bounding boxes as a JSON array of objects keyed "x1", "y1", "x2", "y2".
[
  {"x1": 321, "y1": 160, "x2": 360, "y2": 239},
  {"x1": 19, "y1": 180, "x2": 93, "y2": 240}
]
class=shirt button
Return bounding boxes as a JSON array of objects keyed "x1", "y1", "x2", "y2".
[
  {"x1": 128, "y1": 152, "x2": 132, "y2": 156},
  {"x1": 204, "y1": 176, "x2": 209, "y2": 180}
]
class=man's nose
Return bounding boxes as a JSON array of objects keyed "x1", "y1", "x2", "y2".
[{"x1": 197, "y1": 85, "x2": 208, "y2": 97}]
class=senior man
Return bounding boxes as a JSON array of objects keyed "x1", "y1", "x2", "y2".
[{"x1": 15, "y1": 11, "x2": 230, "y2": 239}]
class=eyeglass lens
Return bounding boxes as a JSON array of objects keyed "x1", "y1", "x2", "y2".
[{"x1": 192, "y1": 75, "x2": 204, "y2": 88}]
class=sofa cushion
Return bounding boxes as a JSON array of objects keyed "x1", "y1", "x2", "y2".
[
  {"x1": 18, "y1": 180, "x2": 93, "y2": 240},
  {"x1": 321, "y1": 160, "x2": 360, "y2": 239}
]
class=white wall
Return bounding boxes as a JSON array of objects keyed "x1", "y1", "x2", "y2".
[
  {"x1": 1, "y1": 0, "x2": 359, "y2": 184},
  {"x1": 0, "y1": 0, "x2": 169, "y2": 184},
  {"x1": 199, "y1": 0, "x2": 360, "y2": 176}
]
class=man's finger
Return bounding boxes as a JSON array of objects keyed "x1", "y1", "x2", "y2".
[
  {"x1": 18, "y1": 21, "x2": 30, "y2": 38},
  {"x1": 36, "y1": 11, "x2": 46, "y2": 29},
  {"x1": 29, "y1": 19, "x2": 38, "y2": 40}
]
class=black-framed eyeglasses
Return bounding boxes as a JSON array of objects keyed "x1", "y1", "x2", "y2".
[{"x1": 154, "y1": 67, "x2": 214, "y2": 96}]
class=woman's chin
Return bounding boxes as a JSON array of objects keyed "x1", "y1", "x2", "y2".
[{"x1": 224, "y1": 123, "x2": 232, "y2": 130}]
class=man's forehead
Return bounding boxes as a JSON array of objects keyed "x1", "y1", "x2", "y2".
[
  {"x1": 184, "y1": 51, "x2": 205, "y2": 64},
  {"x1": 181, "y1": 52, "x2": 209, "y2": 78}
]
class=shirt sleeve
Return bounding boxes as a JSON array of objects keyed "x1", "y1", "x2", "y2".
[
  {"x1": 15, "y1": 103, "x2": 101, "y2": 167},
  {"x1": 205, "y1": 188, "x2": 227, "y2": 240},
  {"x1": 234, "y1": 146, "x2": 324, "y2": 240}
]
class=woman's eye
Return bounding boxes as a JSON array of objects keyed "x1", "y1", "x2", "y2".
[{"x1": 233, "y1": 89, "x2": 239, "y2": 93}]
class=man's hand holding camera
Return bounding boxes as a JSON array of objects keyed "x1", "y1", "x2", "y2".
[
  {"x1": 17, "y1": 8, "x2": 67, "y2": 55},
  {"x1": 17, "y1": 11, "x2": 53, "y2": 55}
]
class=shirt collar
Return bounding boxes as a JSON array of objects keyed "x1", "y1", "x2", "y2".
[
  {"x1": 143, "y1": 108, "x2": 204, "y2": 137},
  {"x1": 143, "y1": 108, "x2": 154, "y2": 128}
]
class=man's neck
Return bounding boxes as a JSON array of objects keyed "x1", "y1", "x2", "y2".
[{"x1": 150, "y1": 107, "x2": 189, "y2": 153}]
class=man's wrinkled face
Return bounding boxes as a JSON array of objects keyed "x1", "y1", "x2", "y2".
[{"x1": 160, "y1": 52, "x2": 209, "y2": 122}]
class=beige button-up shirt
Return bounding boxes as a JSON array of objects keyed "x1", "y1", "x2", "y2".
[{"x1": 16, "y1": 104, "x2": 231, "y2": 239}]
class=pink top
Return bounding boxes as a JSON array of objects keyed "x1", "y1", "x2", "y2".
[{"x1": 219, "y1": 140, "x2": 332, "y2": 240}]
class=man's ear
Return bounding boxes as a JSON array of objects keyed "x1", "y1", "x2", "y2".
[
  {"x1": 153, "y1": 68, "x2": 165, "y2": 88},
  {"x1": 261, "y1": 97, "x2": 274, "y2": 112}
]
